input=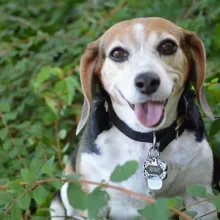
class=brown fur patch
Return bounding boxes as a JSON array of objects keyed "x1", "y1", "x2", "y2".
[{"x1": 102, "y1": 17, "x2": 184, "y2": 49}]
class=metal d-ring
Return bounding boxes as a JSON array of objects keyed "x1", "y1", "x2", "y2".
[
  {"x1": 148, "y1": 132, "x2": 159, "y2": 158},
  {"x1": 153, "y1": 131, "x2": 156, "y2": 149}
]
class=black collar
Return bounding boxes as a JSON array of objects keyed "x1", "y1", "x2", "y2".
[{"x1": 107, "y1": 98, "x2": 186, "y2": 153}]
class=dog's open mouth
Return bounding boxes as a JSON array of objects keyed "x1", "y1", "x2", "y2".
[
  {"x1": 117, "y1": 89, "x2": 167, "y2": 128},
  {"x1": 132, "y1": 101, "x2": 166, "y2": 127}
]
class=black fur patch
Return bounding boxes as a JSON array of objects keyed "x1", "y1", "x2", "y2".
[
  {"x1": 213, "y1": 158, "x2": 220, "y2": 191},
  {"x1": 178, "y1": 89, "x2": 205, "y2": 142},
  {"x1": 80, "y1": 86, "x2": 111, "y2": 154},
  {"x1": 70, "y1": 147, "x2": 79, "y2": 172}
]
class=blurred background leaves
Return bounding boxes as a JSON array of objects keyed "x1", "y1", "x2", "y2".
[{"x1": 0, "y1": 0, "x2": 219, "y2": 218}]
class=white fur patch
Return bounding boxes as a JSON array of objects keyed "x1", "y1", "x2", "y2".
[
  {"x1": 50, "y1": 195, "x2": 65, "y2": 220},
  {"x1": 77, "y1": 127, "x2": 214, "y2": 218},
  {"x1": 133, "y1": 23, "x2": 145, "y2": 50},
  {"x1": 60, "y1": 182, "x2": 82, "y2": 219}
]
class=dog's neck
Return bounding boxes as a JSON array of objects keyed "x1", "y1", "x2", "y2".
[
  {"x1": 87, "y1": 87, "x2": 205, "y2": 154},
  {"x1": 107, "y1": 94, "x2": 186, "y2": 152}
]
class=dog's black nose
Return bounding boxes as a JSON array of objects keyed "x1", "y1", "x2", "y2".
[{"x1": 135, "y1": 72, "x2": 160, "y2": 95}]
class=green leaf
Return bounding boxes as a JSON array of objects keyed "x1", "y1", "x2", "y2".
[
  {"x1": 168, "y1": 196, "x2": 183, "y2": 209},
  {"x1": 11, "y1": 203, "x2": 22, "y2": 219},
  {"x1": 68, "y1": 182, "x2": 88, "y2": 210},
  {"x1": 0, "y1": 192, "x2": 13, "y2": 205},
  {"x1": 138, "y1": 198, "x2": 169, "y2": 220},
  {"x1": 17, "y1": 193, "x2": 31, "y2": 210},
  {"x1": 3, "y1": 140, "x2": 11, "y2": 150},
  {"x1": 33, "y1": 185, "x2": 47, "y2": 205},
  {"x1": 28, "y1": 123, "x2": 42, "y2": 136},
  {"x1": 64, "y1": 173, "x2": 81, "y2": 180},
  {"x1": 211, "y1": 78, "x2": 219, "y2": 83},
  {"x1": 87, "y1": 187, "x2": 109, "y2": 219},
  {"x1": 0, "y1": 100, "x2": 10, "y2": 112},
  {"x1": 36, "y1": 66, "x2": 61, "y2": 84},
  {"x1": 208, "y1": 83, "x2": 220, "y2": 91},
  {"x1": 54, "y1": 78, "x2": 76, "y2": 105},
  {"x1": 59, "y1": 129, "x2": 67, "y2": 140},
  {"x1": 210, "y1": 119, "x2": 220, "y2": 136},
  {"x1": 214, "y1": 194, "x2": 220, "y2": 212},
  {"x1": 214, "y1": 24, "x2": 220, "y2": 48},
  {"x1": 155, "y1": 198, "x2": 170, "y2": 220},
  {"x1": 41, "y1": 156, "x2": 55, "y2": 176},
  {"x1": 0, "y1": 128, "x2": 8, "y2": 140},
  {"x1": 110, "y1": 161, "x2": 139, "y2": 182},
  {"x1": 186, "y1": 184, "x2": 207, "y2": 198},
  {"x1": 8, "y1": 182, "x2": 24, "y2": 196},
  {"x1": 44, "y1": 96, "x2": 59, "y2": 114},
  {"x1": 4, "y1": 112, "x2": 17, "y2": 121},
  {"x1": 21, "y1": 169, "x2": 37, "y2": 183},
  {"x1": 52, "y1": 179, "x2": 62, "y2": 190},
  {"x1": 138, "y1": 202, "x2": 157, "y2": 218},
  {"x1": 30, "y1": 159, "x2": 44, "y2": 174},
  {"x1": 62, "y1": 142, "x2": 70, "y2": 153}
]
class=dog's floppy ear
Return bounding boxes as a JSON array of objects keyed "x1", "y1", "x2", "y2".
[
  {"x1": 184, "y1": 30, "x2": 214, "y2": 120},
  {"x1": 76, "y1": 39, "x2": 101, "y2": 135}
]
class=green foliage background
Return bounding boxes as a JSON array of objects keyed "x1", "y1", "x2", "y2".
[{"x1": 0, "y1": 0, "x2": 219, "y2": 219}]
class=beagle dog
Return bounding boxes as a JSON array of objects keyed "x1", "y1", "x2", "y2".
[{"x1": 50, "y1": 17, "x2": 217, "y2": 219}]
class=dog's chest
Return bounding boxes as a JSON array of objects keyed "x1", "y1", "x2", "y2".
[{"x1": 80, "y1": 127, "x2": 197, "y2": 210}]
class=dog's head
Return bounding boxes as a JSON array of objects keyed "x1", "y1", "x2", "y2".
[{"x1": 76, "y1": 17, "x2": 213, "y2": 134}]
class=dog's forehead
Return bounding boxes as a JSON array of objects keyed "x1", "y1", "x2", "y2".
[{"x1": 102, "y1": 17, "x2": 183, "y2": 47}]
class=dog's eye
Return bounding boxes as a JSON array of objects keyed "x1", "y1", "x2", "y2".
[
  {"x1": 110, "y1": 47, "x2": 129, "y2": 62},
  {"x1": 158, "y1": 39, "x2": 177, "y2": 55}
]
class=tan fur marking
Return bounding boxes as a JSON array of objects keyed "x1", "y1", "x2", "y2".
[
  {"x1": 102, "y1": 18, "x2": 183, "y2": 49},
  {"x1": 64, "y1": 161, "x2": 74, "y2": 175}
]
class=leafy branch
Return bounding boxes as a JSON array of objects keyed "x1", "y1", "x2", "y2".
[
  {"x1": 0, "y1": 110, "x2": 27, "y2": 169},
  {"x1": 1, "y1": 14, "x2": 39, "y2": 31},
  {"x1": 1, "y1": 177, "x2": 218, "y2": 220},
  {"x1": 54, "y1": 118, "x2": 64, "y2": 169}
]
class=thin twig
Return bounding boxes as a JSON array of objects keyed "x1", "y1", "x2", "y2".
[
  {"x1": 2, "y1": 14, "x2": 39, "y2": 30},
  {"x1": 104, "y1": 0, "x2": 128, "y2": 20},
  {"x1": 170, "y1": 207, "x2": 192, "y2": 220},
  {"x1": 3, "y1": 33, "x2": 75, "y2": 52},
  {"x1": 178, "y1": 0, "x2": 197, "y2": 20},
  {"x1": 24, "y1": 209, "x2": 29, "y2": 220},
  {"x1": 0, "y1": 185, "x2": 7, "y2": 190},
  {"x1": 201, "y1": 115, "x2": 220, "y2": 119},
  {"x1": 180, "y1": 196, "x2": 215, "y2": 211},
  {"x1": 194, "y1": 210, "x2": 217, "y2": 219},
  {"x1": 5, "y1": 182, "x2": 37, "y2": 214},
  {"x1": 50, "y1": 216, "x2": 73, "y2": 219},
  {"x1": 79, "y1": 179, "x2": 156, "y2": 203},
  {"x1": 0, "y1": 110, "x2": 27, "y2": 168},
  {"x1": 54, "y1": 118, "x2": 64, "y2": 169},
  {"x1": 39, "y1": 142, "x2": 48, "y2": 161}
]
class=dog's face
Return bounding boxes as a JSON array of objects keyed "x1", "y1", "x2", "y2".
[
  {"x1": 100, "y1": 19, "x2": 189, "y2": 130},
  {"x1": 76, "y1": 17, "x2": 213, "y2": 134}
]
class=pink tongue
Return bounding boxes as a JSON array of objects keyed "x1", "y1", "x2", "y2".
[{"x1": 134, "y1": 101, "x2": 164, "y2": 127}]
